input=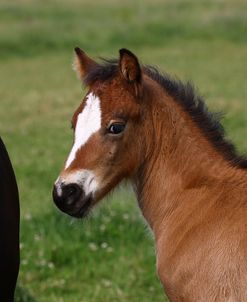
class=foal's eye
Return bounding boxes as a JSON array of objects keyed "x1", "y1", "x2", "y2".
[{"x1": 108, "y1": 123, "x2": 125, "y2": 135}]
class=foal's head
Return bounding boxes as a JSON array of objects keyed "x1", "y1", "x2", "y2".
[{"x1": 53, "y1": 48, "x2": 146, "y2": 218}]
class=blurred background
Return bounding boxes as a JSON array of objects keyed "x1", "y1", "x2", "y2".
[{"x1": 0, "y1": 0, "x2": 246, "y2": 301}]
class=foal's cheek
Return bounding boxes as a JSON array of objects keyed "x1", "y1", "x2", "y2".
[
  {"x1": 107, "y1": 144, "x2": 118, "y2": 160},
  {"x1": 99, "y1": 137, "x2": 119, "y2": 161}
]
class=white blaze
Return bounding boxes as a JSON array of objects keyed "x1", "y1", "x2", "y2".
[{"x1": 65, "y1": 93, "x2": 101, "y2": 169}]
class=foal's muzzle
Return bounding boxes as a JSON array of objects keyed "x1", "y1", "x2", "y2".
[{"x1": 52, "y1": 183, "x2": 92, "y2": 218}]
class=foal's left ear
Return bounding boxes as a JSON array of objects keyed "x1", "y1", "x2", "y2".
[
  {"x1": 119, "y1": 49, "x2": 142, "y2": 98},
  {"x1": 73, "y1": 47, "x2": 98, "y2": 80}
]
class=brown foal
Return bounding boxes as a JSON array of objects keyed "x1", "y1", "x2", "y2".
[{"x1": 53, "y1": 48, "x2": 247, "y2": 301}]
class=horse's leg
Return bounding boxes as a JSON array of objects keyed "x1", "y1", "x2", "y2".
[{"x1": 0, "y1": 138, "x2": 20, "y2": 302}]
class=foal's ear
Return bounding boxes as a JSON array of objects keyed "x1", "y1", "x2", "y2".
[
  {"x1": 119, "y1": 49, "x2": 142, "y2": 98},
  {"x1": 73, "y1": 47, "x2": 98, "y2": 79}
]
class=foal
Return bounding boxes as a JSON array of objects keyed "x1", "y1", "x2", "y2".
[{"x1": 53, "y1": 48, "x2": 247, "y2": 301}]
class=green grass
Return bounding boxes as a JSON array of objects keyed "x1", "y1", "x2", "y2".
[{"x1": 0, "y1": 0, "x2": 246, "y2": 301}]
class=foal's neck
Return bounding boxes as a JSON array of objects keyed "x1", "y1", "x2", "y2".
[{"x1": 132, "y1": 82, "x2": 239, "y2": 237}]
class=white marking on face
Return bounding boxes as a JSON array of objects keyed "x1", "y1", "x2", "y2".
[
  {"x1": 55, "y1": 169, "x2": 99, "y2": 197},
  {"x1": 65, "y1": 93, "x2": 101, "y2": 169}
]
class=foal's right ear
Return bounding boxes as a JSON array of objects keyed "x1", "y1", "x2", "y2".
[
  {"x1": 73, "y1": 47, "x2": 98, "y2": 80},
  {"x1": 119, "y1": 48, "x2": 142, "y2": 98}
]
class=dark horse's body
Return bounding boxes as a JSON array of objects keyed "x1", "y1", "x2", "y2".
[{"x1": 0, "y1": 137, "x2": 19, "y2": 301}]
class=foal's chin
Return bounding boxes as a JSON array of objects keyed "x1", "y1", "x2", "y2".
[
  {"x1": 59, "y1": 194, "x2": 93, "y2": 219},
  {"x1": 69, "y1": 195, "x2": 93, "y2": 218},
  {"x1": 67, "y1": 187, "x2": 112, "y2": 219}
]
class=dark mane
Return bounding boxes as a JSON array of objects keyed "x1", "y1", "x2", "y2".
[{"x1": 84, "y1": 60, "x2": 247, "y2": 169}]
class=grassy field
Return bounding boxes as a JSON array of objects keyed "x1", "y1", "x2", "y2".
[{"x1": 0, "y1": 0, "x2": 246, "y2": 301}]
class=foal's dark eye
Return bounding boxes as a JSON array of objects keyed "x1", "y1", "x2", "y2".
[{"x1": 108, "y1": 123, "x2": 125, "y2": 135}]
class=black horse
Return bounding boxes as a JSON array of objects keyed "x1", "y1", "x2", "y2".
[{"x1": 0, "y1": 138, "x2": 20, "y2": 301}]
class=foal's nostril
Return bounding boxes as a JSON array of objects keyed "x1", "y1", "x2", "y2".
[
  {"x1": 53, "y1": 183, "x2": 83, "y2": 208},
  {"x1": 64, "y1": 184, "x2": 82, "y2": 203},
  {"x1": 67, "y1": 185, "x2": 77, "y2": 197}
]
